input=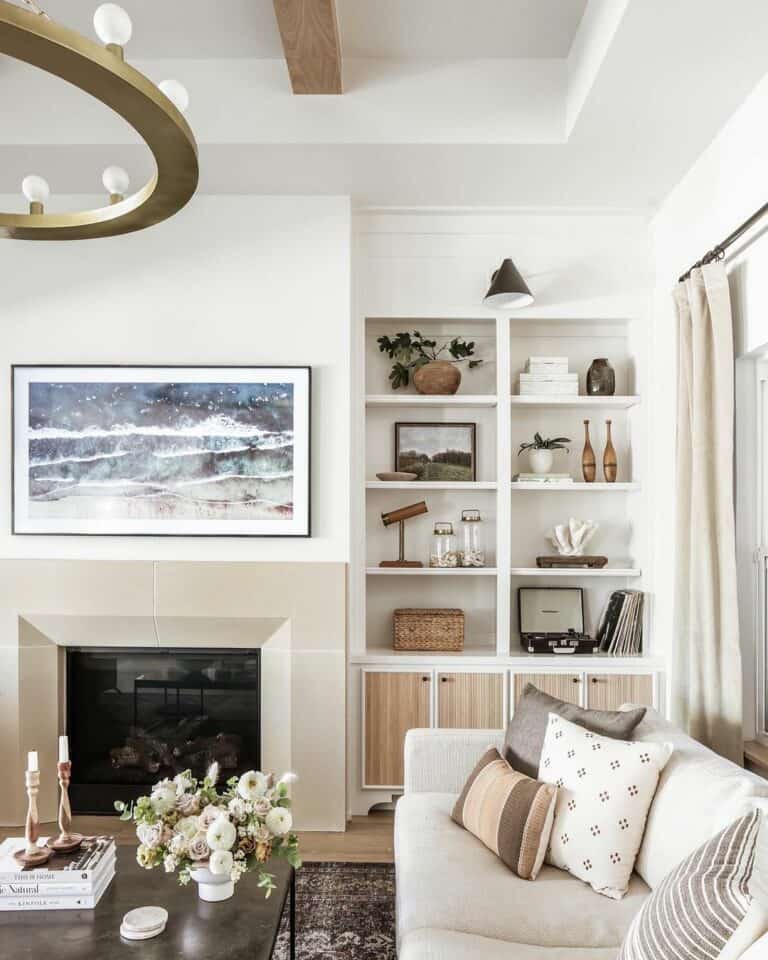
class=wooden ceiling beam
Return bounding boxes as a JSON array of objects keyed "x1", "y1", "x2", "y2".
[{"x1": 272, "y1": 0, "x2": 342, "y2": 95}]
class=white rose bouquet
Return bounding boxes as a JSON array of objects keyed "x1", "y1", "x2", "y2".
[{"x1": 115, "y1": 763, "x2": 301, "y2": 896}]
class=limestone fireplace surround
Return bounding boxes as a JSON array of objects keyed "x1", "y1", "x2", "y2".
[{"x1": 0, "y1": 560, "x2": 346, "y2": 831}]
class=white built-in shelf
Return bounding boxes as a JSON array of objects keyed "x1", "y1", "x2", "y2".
[
  {"x1": 366, "y1": 480, "x2": 498, "y2": 490},
  {"x1": 353, "y1": 645, "x2": 665, "y2": 669},
  {"x1": 509, "y1": 567, "x2": 641, "y2": 578},
  {"x1": 367, "y1": 567, "x2": 498, "y2": 576},
  {"x1": 510, "y1": 395, "x2": 640, "y2": 409},
  {"x1": 366, "y1": 394, "x2": 497, "y2": 408},
  {"x1": 511, "y1": 481, "x2": 640, "y2": 492}
]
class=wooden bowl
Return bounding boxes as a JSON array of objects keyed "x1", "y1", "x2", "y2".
[{"x1": 376, "y1": 472, "x2": 418, "y2": 482}]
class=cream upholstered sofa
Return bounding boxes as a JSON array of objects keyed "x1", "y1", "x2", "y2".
[{"x1": 395, "y1": 708, "x2": 768, "y2": 959}]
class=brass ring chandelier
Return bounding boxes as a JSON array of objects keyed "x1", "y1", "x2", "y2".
[{"x1": 0, "y1": 0, "x2": 199, "y2": 240}]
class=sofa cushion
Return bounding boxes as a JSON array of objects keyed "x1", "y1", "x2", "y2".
[
  {"x1": 451, "y1": 746, "x2": 557, "y2": 880},
  {"x1": 738, "y1": 933, "x2": 768, "y2": 959},
  {"x1": 504, "y1": 683, "x2": 646, "y2": 779},
  {"x1": 540, "y1": 712, "x2": 672, "y2": 900},
  {"x1": 618, "y1": 810, "x2": 760, "y2": 960},
  {"x1": 630, "y1": 707, "x2": 768, "y2": 889},
  {"x1": 399, "y1": 928, "x2": 618, "y2": 960},
  {"x1": 395, "y1": 792, "x2": 649, "y2": 950}
]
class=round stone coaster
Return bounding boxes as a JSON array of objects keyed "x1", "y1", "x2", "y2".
[
  {"x1": 122, "y1": 906, "x2": 168, "y2": 936},
  {"x1": 120, "y1": 922, "x2": 166, "y2": 942}
]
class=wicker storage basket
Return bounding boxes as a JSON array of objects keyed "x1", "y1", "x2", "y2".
[{"x1": 393, "y1": 608, "x2": 464, "y2": 652}]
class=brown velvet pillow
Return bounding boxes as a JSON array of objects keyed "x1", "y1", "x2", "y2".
[{"x1": 503, "y1": 683, "x2": 646, "y2": 779}]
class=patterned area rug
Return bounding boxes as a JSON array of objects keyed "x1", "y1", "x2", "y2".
[{"x1": 274, "y1": 862, "x2": 396, "y2": 960}]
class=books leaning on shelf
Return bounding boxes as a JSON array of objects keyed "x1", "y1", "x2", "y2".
[
  {"x1": 0, "y1": 835, "x2": 116, "y2": 910},
  {"x1": 596, "y1": 590, "x2": 644, "y2": 656},
  {"x1": 513, "y1": 473, "x2": 573, "y2": 484}
]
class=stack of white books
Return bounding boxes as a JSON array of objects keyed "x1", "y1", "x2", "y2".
[
  {"x1": 512, "y1": 472, "x2": 573, "y2": 484},
  {"x1": 519, "y1": 356, "x2": 578, "y2": 396},
  {"x1": 0, "y1": 836, "x2": 115, "y2": 911}
]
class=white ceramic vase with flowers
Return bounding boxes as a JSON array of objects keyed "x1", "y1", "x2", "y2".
[{"x1": 115, "y1": 764, "x2": 301, "y2": 903}]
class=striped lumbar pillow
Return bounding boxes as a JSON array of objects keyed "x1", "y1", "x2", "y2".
[
  {"x1": 451, "y1": 746, "x2": 558, "y2": 880},
  {"x1": 619, "y1": 809, "x2": 761, "y2": 960}
]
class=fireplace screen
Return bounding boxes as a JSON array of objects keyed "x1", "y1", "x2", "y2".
[{"x1": 66, "y1": 648, "x2": 261, "y2": 814}]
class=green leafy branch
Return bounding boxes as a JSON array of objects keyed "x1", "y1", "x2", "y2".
[{"x1": 377, "y1": 331, "x2": 482, "y2": 390}]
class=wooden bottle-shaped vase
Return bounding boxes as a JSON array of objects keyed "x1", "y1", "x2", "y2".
[
  {"x1": 581, "y1": 420, "x2": 596, "y2": 482},
  {"x1": 603, "y1": 419, "x2": 617, "y2": 483}
]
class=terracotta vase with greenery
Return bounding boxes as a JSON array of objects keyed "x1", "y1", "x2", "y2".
[{"x1": 377, "y1": 331, "x2": 482, "y2": 395}]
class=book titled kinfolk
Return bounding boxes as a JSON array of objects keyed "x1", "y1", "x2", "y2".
[{"x1": 0, "y1": 836, "x2": 115, "y2": 910}]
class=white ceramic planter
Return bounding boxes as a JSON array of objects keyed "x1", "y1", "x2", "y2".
[
  {"x1": 189, "y1": 865, "x2": 235, "y2": 902},
  {"x1": 528, "y1": 448, "x2": 554, "y2": 474}
]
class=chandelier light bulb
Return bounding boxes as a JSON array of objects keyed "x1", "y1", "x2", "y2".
[
  {"x1": 158, "y1": 79, "x2": 189, "y2": 114},
  {"x1": 102, "y1": 165, "x2": 130, "y2": 202},
  {"x1": 93, "y1": 4, "x2": 132, "y2": 49},
  {"x1": 21, "y1": 174, "x2": 50, "y2": 213}
]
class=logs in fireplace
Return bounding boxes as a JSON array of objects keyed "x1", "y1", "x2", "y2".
[{"x1": 66, "y1": 648, "x2": 261, "y2": 814}]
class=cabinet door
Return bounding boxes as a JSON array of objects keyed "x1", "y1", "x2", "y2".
[
  {"x1": 364, "y1": 671, "x2": 431, "y2": 788},
  {"x1": 513, "y1": 672, "x2": 582, "y2": 708},
  {"x1": 586, "y1": 674, "x2": 654, "y2": 711},
  {"x1": 437, "y1": 673, "x2": 504, "y2": 729}
]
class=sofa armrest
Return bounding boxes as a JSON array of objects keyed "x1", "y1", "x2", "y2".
[{"x1": 404, "y1": 728, "x2": 504, "y2": 795}]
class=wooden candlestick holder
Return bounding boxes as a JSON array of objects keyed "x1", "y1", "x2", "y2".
[
  {"x1": 49, "y1": 761, "x2": 83, "y2": 853},
  {"x1": 14, "y1": 769, "x2": 53, "y2": 866}
]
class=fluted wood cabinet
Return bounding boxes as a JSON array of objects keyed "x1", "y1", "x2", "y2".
[
  {"x1": 363, "y1": 670, "x2": 431, "y2": 788},
  {"x1": 586, "y1": 673, "x2": 654, "y2": 711},
  {"x1": 437, "y1": 672, "x2": 504, "y2": 729},
  {"x1": 514, "y1": 672, "x2": 582, "y2": 706},
  {"x1": 361, "y1": 666, "x2": 659, "y2": 791}
]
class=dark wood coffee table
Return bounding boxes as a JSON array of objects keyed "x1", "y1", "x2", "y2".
[{"x1": 0, "y1": 846, "x2": 295, "y2": 960}]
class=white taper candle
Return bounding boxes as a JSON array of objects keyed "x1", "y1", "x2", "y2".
[
  {"x1": 58, "y1": 736, "x2": 69, "y2": 764},
  {"x1": 27, "y1": 750, "x2": 38, "y2": 772}
]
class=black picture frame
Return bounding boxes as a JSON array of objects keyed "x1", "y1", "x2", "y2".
[
  {"x1": 394, "y1": 421, "x2": 477, "y2": 482},
  {"x1": 12, "y1": 364, "x2": 311, "y2": 538}
]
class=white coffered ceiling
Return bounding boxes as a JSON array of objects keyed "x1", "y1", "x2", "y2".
[
  {"x1": 32, "y1": 0, "x2": 588, "y2": 59},
  {"x1": 0, "y1": 0, "x2": 766, "y2": 208}
]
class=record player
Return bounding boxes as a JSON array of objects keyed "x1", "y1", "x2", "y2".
[{"x1": 518, "y1": 586, "x2": 599, "y2": 654}]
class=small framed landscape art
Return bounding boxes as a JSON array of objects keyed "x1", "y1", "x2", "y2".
[
  {"x1": 394, "y1": 421, "x2": 477, "y2": 482},
  {"x1": 12, "y1": 365, "x2": 311, "y2": 537}
]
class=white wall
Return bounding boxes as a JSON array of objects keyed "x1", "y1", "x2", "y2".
[
  {"x1": 650, "y1": 71, "x2": 768, "y2": 736},
  {"x1": 0, "y1": 195, "x2": 351, "y2": 562}
]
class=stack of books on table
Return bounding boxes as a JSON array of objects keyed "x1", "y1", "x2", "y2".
[
  {"x1": 512, "y1": 473, "x2": 573, "y2": 484},
  {"x1": 519, "y1": 357, "x2": 578, "y2": 396},
  {"x1": 0, "y1": 836, "x2": 115, "y2": 911},
  {"x1": 596, "y1": 590, "x2": 645, "y2": 655}
]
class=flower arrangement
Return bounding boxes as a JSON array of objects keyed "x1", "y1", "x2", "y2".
[{"x1": 115, "y1": 763, "x2": 301, "y2": 897}]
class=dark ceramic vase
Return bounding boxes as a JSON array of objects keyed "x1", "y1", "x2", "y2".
[{"x1": 586, "y1": 358, "x2": 615, "y2": 396}]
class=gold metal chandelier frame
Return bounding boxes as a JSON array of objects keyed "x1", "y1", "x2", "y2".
[{"x1": 0, "y1": 0, "x2": 199, "y2": 240}]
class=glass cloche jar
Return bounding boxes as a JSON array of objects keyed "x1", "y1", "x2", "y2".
[
  {"x1": 459, "y1": 509, "x2": 485, "y2": 567},
  {"x1": 430, "y1": 522, "x2": 459, "y2": 568}
]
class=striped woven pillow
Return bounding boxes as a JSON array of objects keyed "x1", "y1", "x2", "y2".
[
  {"x1": 619, "y1": 810, "x2": 761, "y2": 960},
  {"x1": 451, "y1": 746, "x2": 558, "y2": 880}
]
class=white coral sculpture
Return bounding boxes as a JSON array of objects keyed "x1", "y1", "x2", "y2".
[{"x1": 547, "y1": 518, "x2": 598, "y2": 557}]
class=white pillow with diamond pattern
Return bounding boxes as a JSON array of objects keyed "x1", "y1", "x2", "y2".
[{"x1": 538, "y1": 712, "x2": 672, "y2": 900}]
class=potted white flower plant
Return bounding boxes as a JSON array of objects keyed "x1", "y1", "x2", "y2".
[
  {"x1": 518, "y1": 433, "x2": 571, "y2": 475},
  {"x1": 115, "y1": 763, "x2": 301, "y2": 902}
]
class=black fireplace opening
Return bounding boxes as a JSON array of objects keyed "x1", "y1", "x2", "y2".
[{"x1": 66, "y1": 647, "x2": 261, "y2": 814}]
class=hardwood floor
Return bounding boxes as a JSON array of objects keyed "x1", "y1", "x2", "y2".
[{"x1": 1, "y1": 811, "x2": 395, "y2": 864}]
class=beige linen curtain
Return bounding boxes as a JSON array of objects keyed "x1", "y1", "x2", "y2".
[{"x1": 672, "y1": 262, "x2": 742, "y2": 763}]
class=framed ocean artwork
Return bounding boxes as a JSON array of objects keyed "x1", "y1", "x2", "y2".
[{"x1": 12, "y1": 365, "x2": 311, "y2": 537}]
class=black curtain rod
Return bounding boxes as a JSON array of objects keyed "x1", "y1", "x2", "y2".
[{"x1": 678, "y1": 199, "x2": 768, "y2": 283}]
